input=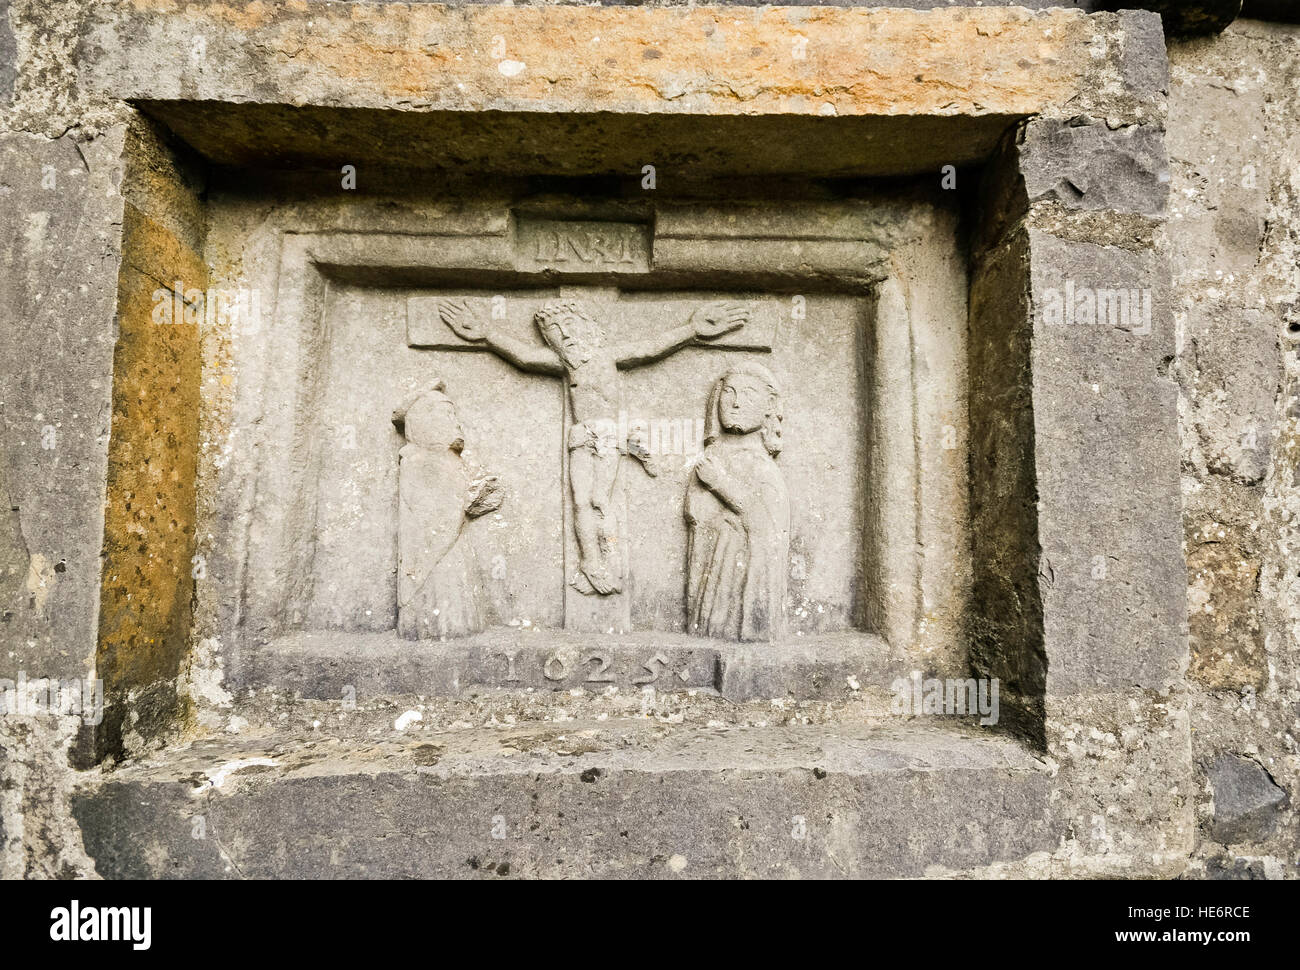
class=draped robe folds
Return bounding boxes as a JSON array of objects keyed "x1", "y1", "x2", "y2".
[
  {"x1": 397, "y1": 443, "x2": 488, "y2": 638},
  {"x1": 685, "y1": 434, "x2": 790, "y2": 641}
]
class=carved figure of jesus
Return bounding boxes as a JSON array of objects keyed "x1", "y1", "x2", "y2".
[{"x1": 437, "y1": 297, "x2": 750, "y2": 596}]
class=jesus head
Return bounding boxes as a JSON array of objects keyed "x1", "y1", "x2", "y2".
[{"x1": 534, "y1": 300, "x2": 602, "y2": 368}]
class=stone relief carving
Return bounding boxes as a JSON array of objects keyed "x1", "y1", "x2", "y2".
[
  {"x1": 393, "y1": 380, "x2": 503, "y2": 639},
  {"x1": 229, "y1": 210, "x2": 974, "y2": 706},
  {"x1": 685, "y1": 363, "x2": 790, "y2": 641},
  {"x1": 436, "y1": 297, "x2": 751, "y2": 598}
]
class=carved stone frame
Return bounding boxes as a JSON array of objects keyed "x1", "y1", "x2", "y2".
[
  {"x1": 210, "y1": 199, "x2": 971, "y2": 702},
  {"x1": 68, "y1": 4, "x2": 1189, "y2": 874}
]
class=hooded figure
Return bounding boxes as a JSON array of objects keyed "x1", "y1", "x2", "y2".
[
  {"x1": 684, "y1": 362, "x2": 790, "y2": 641},
  {"x1": 393, "y1": 380, "x2": 502, "y2": 639}
]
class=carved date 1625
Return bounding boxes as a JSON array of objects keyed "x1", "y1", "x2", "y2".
[{"x1": 495, "y1": 650, "x2": 698, "y2": 688}]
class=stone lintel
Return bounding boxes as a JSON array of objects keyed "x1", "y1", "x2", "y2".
[
  {"x1": 80, "y1": 4, "x2": 1165, "y2": 176},
  {"x1": 83, "y1": 5, "x2": 1098, "y2": 116}
]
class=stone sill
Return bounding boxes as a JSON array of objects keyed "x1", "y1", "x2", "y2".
[{"x1": 74, "y1": 719, "x2": 1053, "y2": 878}]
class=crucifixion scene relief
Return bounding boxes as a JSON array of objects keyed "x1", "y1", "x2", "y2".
[
  {"x1": 434, "y1": 296, "x2": 753, "y2": 602},
  {"x1": 311, "y1": 281, "x2": 867, "y2": 644}
]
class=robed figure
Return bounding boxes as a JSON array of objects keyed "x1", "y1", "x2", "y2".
[
  {"x1": 393, "y1": 380, "x2": 502, "y2": 639},
  {"x1": 685, "y1": 363, "x2": 790, "y2": 641}
]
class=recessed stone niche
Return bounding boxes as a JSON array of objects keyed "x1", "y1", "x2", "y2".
[
  {"x1": 63, "y1": 3, "x2": 1190, "y2": 878},
  {"x1": 199, "y1": 179, "x2": 970, "y2": 703}
]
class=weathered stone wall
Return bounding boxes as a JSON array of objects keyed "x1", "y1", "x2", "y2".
[
  {"x1": 0, "y1": 0, "x2": 129, "y2": 878},
  {"x1": 0, "y1": 1, "x2": 1295, "y2": 879},
  {"x1": 1168, "y1": 17, "x2": 1299, "y2": 878}
]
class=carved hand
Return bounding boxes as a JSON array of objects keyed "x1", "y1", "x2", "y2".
[
  {"x1": 691, "y1": 302, "x2": 750, "y2": 340},
  {"x1": 694, "y1": 456, "x2": 743, "y2": 513},
  {"x1": 694, "y1": 455, "x2": 721, "y2": 487},
  {"x1": 438, "y1": 298, "x2": 489, "y2": 343}
]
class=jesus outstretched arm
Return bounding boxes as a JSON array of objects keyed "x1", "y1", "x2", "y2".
[
  {"x1": 437, "y1": 299, "x2": 564, "y2": 375},
  {"x1": 616, "y1": 301, "x2": 751, "y2": 369}
]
